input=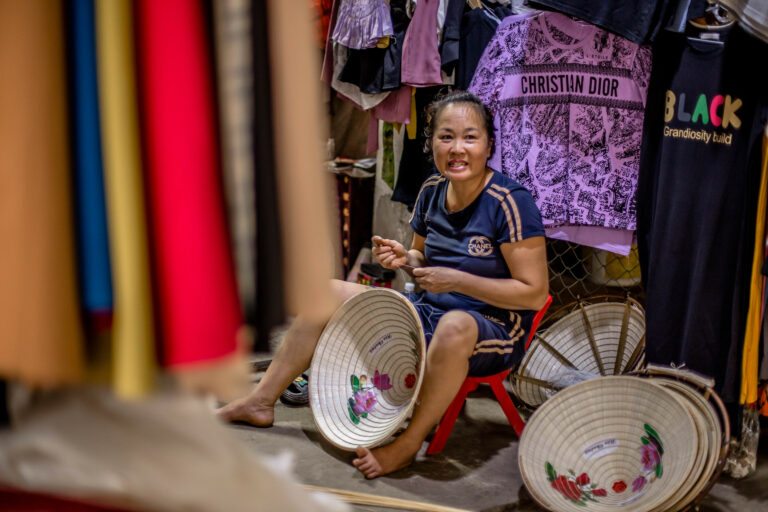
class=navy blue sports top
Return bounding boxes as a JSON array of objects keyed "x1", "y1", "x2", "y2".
[{"x1": 409, "y1": 171, "x2": 545, "y2": 314}]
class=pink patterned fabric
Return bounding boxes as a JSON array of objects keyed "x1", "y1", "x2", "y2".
[
  {"x1": 470, "y1": 12, "x2": 651, "y2": 230},
  {"x1": 545, "y1": 225, "x2": 634, "y2": 255}
]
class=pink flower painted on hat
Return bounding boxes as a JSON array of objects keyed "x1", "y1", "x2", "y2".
[
  {"x1": 347, "y1": 373, "x2": 378, "y2": 424},
  {"x1": 632, "y1": 476, "x2": 647, "y2": 493},
  {"x1": 352, "y1": 389, "x2": 377, "y2": 415},
  {"x1": 640, "y1": 442, "x2": 661, "y2": 472}
]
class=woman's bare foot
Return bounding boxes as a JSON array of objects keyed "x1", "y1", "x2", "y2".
[
  {"x1": 352, "y1": 438, "x2": 420, "y2": 479},
  {"x1": 216, "y1": 395, "x2": 274, "y2": 427}
]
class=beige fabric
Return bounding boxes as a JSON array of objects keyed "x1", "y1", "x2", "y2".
[
  {"x1": 0, "y1": 388, "x2": 349, "y2": 512},
  {"x1": 213, "y1": 0, "x2": 257, "y2": 318},
  {"x1": 269, "y1": 0, "x2": 337, "y2": 322},
  {"x1": 0, "y1": 0, "x2": 85, "y2": 387},
  {"x1": 332, "y1": 94, "x2": 371, "y2": 160}
]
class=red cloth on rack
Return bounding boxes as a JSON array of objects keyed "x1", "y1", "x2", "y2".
[{"x1": 136, "y1": 0, "x2": 241, "y2": 367}]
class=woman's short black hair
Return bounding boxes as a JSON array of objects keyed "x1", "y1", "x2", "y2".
[{"x1": 423, "y1": 89, "x2": 495, "y2": 155}]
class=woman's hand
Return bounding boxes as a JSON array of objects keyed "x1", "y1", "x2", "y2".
[
  {"x1": 371, "y1": 236, "x2": 407, "y2": 269},
  {"x1": 412, "y1": 266, "x2": 463, "y2": 294}
]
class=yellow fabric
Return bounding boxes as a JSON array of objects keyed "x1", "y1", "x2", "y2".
[
  {"x1": 95, "y1": 0, "x2": 158, "y2": 398},
  {"x1": 740, "y1": 125, "x2": 768, "y2": 405},
  {"x1": 406, "y1": 87, "x2": 418, "y2": 140},
  {"x1": 0, "y1": 0, "x2": 85, "y2": 387}
]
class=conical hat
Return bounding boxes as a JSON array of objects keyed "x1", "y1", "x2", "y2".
[
  {"x1": 309, "y1": 288, "x2": 426, "y2": 451},
  {"x1": 513, "y1": 298, "x2": 645, "y2": 408},
  {"x1": 519, "y1": 376, "x2": 698, "y2": 512}
]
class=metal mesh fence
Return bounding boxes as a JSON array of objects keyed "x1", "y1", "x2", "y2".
[{"x1": 546, "y1": 239, "x2": 645, "y2": 309}]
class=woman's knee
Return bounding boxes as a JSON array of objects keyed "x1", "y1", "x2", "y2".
[
  {"x1": 330, "y1": 278, "x2": 369, "y2": 306},
  {"x1": 430, "y1": 311, "x2": 477, "y2": 360}
]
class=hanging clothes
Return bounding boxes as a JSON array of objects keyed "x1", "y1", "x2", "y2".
[
  {"x1": 331, "y1": 43, "x2": 391, "y2": 109},
  {"x1": 0, "y1": 0, "x2": 85, "y2": 388},
  {"x1": 391, "y1": 86, "x2": 444, "y2": 209},
  {"x1": 69, "y1": 0, "x2": 113, "y2": 321},
  {"x1": 636, "y1": 26, "x2": 768, "y2": 403},
  {"x1": 455, "y1": 3, "x2": 515, "y2": 90},
  {"x1": 529, "y1": 0, "x2": 670, "y2": 44},
  {"x1": 312, "y1": 0, "x2": 334, "y2": 48},
  {"x1": 338, "y1": 0, "x2": 410, "y2": 94},
  {"x1": 331, "y1": 0, "x2": 394, "y2": 49},
  {"x1": 372, "y1": 85, "x2": 413, "y2": 124},
  {"x1": 470, "y1": 11, "x2": 651, "y2": 232},
  {"x1": 740, "y1": 125, "x2": 768, "y2": 404},
  {"x1": 322, "y1": 0, "x2": 342, "y2": 84},
  {"x1": 401, "y1": 0, "x2": 443, "y2": 86},
  {"x1": 95, "y1": 0, "x2": 158, "y2": 398},
  {"x1": 212, "y1": 0, "x2": 257, "y2": 326},
  {"x1": 439, "y1": 0, "x2": 468, "y2": 74},
  {"x1": 135, "y1": 0, "x2": 247, "y2": 397},
  {"x1": 545, "y1": 225, "x2": 634, "y2": 256}
]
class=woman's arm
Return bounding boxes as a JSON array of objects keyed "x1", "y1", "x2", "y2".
[
  {"x1": 413, "y1": 236, "x2": 549, "y2": 311},
  {"x1": 406, "y1": 233, "x2": 427, "y2": 267}
]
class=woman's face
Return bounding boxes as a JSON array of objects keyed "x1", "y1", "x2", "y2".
[{"x1": 432, "y1": 103, "x2": 492, "y2": 183}]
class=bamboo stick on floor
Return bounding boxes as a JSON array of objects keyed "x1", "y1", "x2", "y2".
[{"x1": 303, "y1": 485, "x2": 471, "y2": 512}]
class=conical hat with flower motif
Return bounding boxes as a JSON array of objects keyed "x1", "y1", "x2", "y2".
[
  {"x1": 518, "y1": 376, "x2": 698, "y2": 512},
  {"x1": 309, "y1": 288, "x2": 426, "y2": 451}
]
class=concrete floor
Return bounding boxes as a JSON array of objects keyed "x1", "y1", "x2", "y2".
[{"x1": 228, "y1": 370, "x2": 768, "y2": 512}]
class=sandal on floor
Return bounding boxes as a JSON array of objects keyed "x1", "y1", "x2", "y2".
[{"x1": 279, "y1": 374, "x2": 309, "y2": 406}]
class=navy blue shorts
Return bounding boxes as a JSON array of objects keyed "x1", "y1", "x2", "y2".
[{"x1": 402, "y1": 292, "x2": 533, "y2": 377}]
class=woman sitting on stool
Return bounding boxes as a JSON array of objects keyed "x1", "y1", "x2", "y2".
[{"x1": 217, "y1": 90, "x2": 549, "y2": 479}]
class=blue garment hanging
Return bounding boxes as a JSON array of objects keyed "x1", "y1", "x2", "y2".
[{"x1": 70, "y1": 0, "x2": 113, "y2": 312}]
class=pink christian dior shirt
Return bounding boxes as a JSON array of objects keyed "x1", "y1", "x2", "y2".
[{"x1": 470, "y1": 11, "x2": 651, "y2": 230}]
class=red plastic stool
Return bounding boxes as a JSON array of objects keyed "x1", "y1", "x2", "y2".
[{"x1": 426, "y1": 294, "x2": 552, "y2": 454}]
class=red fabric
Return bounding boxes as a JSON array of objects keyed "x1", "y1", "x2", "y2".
[
  {"x1": 320, "y1": 0, "x2": 340, "y2": 84},
  {"x1": 136, "y1": 0, "x2": 241, "y2": 366},
  {"x1": 0, "y1": 486, "x2": 130, "y2": 511},
  {"x1": 312, "y1": 0, "x2": 333, "y2": 49}
]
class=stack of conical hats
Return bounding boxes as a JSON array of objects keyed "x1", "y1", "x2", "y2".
[{"x1": 518, "y1": 365, "x2": 730, "y2": 512}]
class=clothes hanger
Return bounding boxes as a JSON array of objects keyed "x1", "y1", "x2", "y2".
[
  {"x1": 689, "y1": 2, "x2": 735, "y2": 30},
  {"x1": 685, "y1": 2, "x2": 733, "y2": 46},
  {"x1": 480, "y1": 1, "x2": 502, "y2": 23}
]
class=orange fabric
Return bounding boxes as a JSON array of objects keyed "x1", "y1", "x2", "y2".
[
  {"x1": 740, "y1": 126, "x2": 768, "y2": 404},
  {"x1": 760, "y1": 384, "x2": 768, "y2": 416},
  {"x1": 0, "y1": 0, "x2": 85, "y2": 386}
]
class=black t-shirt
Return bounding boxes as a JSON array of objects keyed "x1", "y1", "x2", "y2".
[
  {"x1": 530, "y1": 0, "x2": 670, "y2": 43},
  {"x1": 636, "y1": 25, "x2": 768, "y2": 403}
]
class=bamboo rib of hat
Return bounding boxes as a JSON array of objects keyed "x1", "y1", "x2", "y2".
[
  {"x1": 512, "y1": 298, "x2": 645, "y2": 408},
  {"x1": 518, "y1": 376, "x2": 699, "y2": 512},
  {"x1": 309, "y1": 288, "x2": 426, "y2": 451}
]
